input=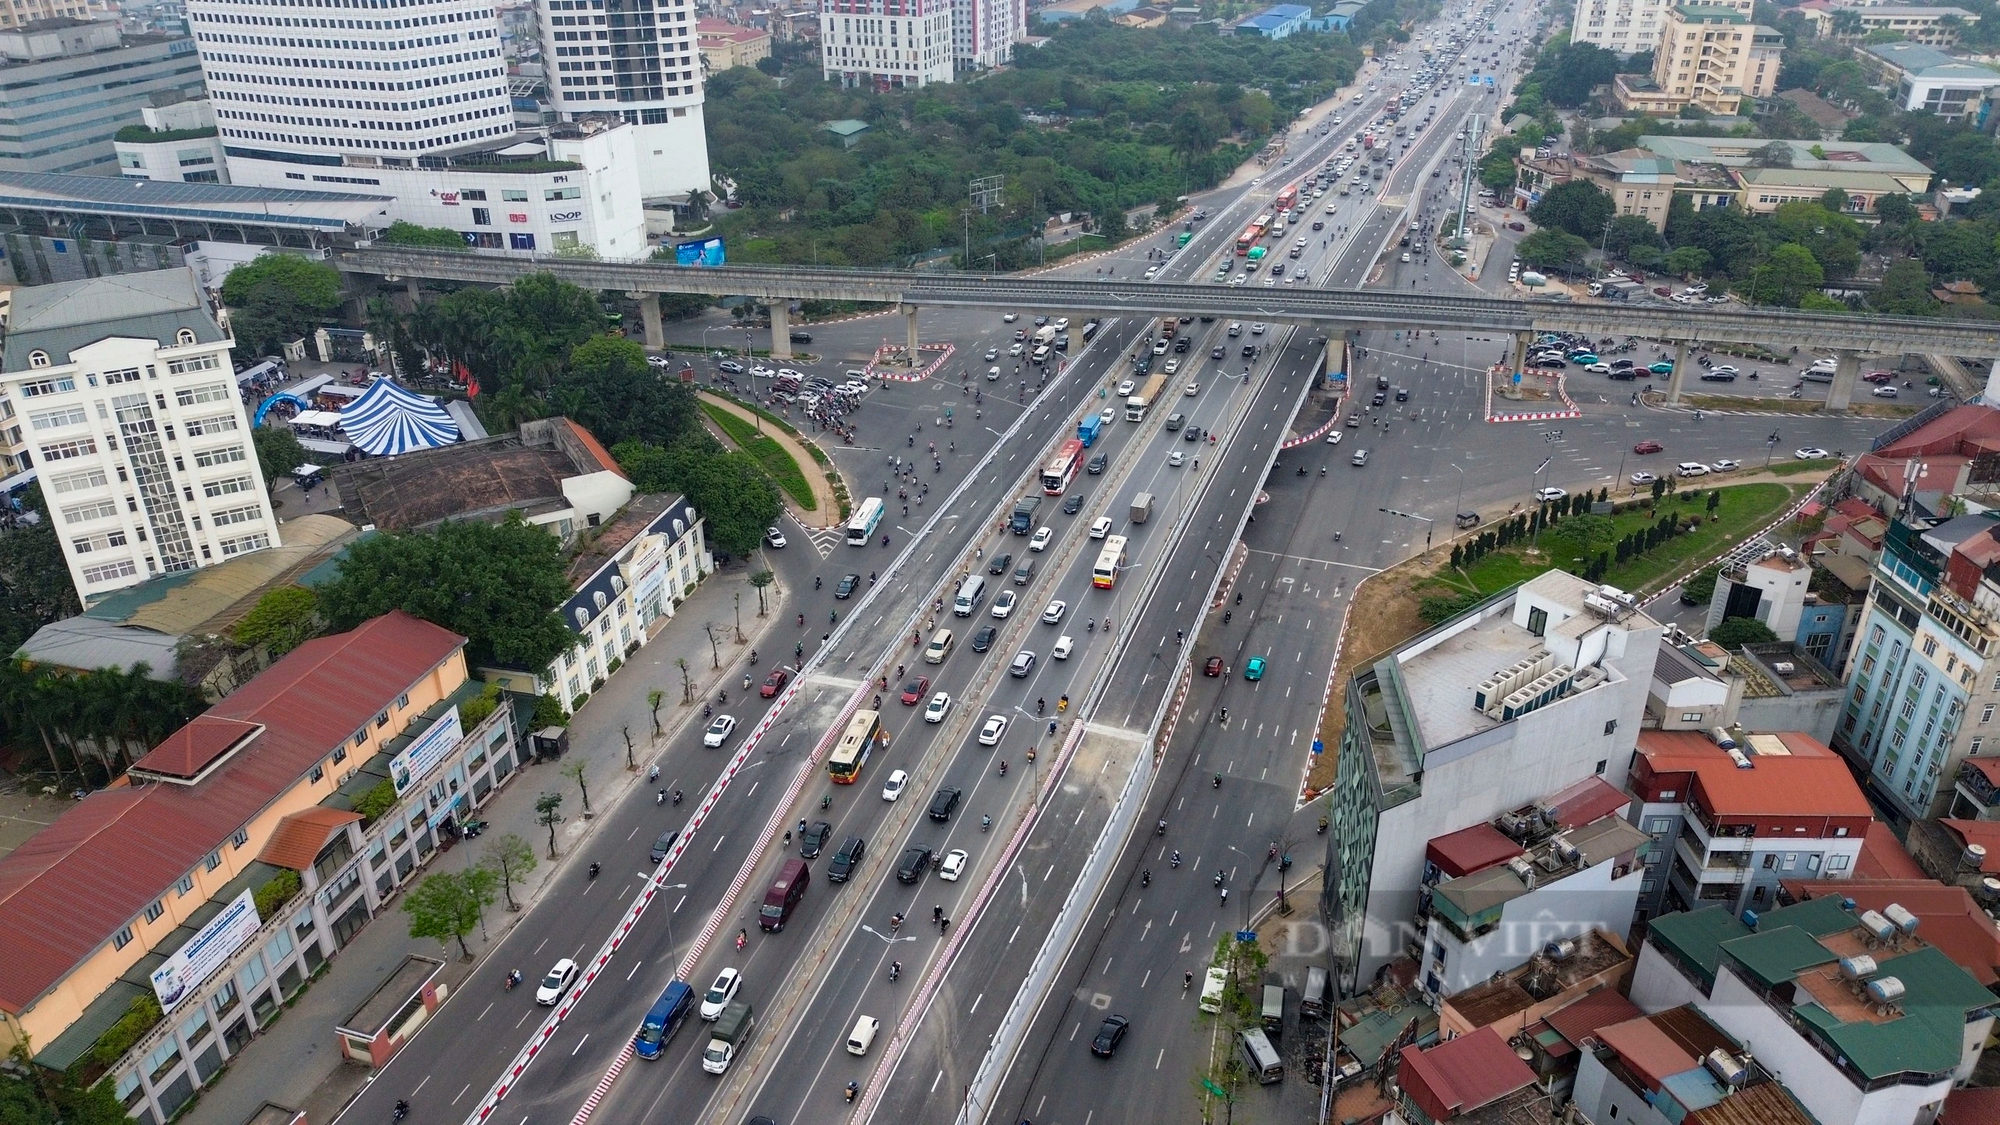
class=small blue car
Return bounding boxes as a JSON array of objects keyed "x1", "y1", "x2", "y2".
[{"x1": 1244, "y1": 656, "x2": 1267, "y2": 681}]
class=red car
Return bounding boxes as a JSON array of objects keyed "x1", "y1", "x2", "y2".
[
  {"x1": 899, "y1": 676, "x2": 931, "y2": 705},
  {"x1": 1204, "y1": 657, "x2": 1225, "y2": 677},
  {"x1": 1863, "y1": 371, "x2": 1894, "y2": 383},
  {"x1": 759, "y1": 667, "x2": 790, "y2": 698},
  {"x1": 1632, "y1": 440, "x2": 1664, "y2": 454}
]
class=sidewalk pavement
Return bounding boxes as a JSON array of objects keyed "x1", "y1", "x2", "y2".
[
  {"x1": 698, "y1": 392, "x2": 842, "y2": 529},
  {"x1": 178, "y1": 563, "x2": 786, "y2": 1125}
]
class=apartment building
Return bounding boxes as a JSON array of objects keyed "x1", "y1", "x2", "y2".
[
  {"x1": 1572, "y1": 1005, "x2": 1820, "y2": 1125},
  {"x1": 0, "y1": 20, "x2": 206, "y2": 176},
  {"x1": 1613, "y1": 1, "x2": 1782, "y2": 117},
  {"x1": 1625, "y1": 729, "x2": 1869, "y2": 922},
  {"x1": 0, "y1": 612, "x2": 527, "y2": 1125},
  {"x1": 820, "y1": 0, "x2": 954, "y2": 88},
  {"x1": 1631, "y1": 896, "x2": 1995, "y2": 1125},
  {"x1": 1800, "y1": 2, "x2": 1977, "y2": 46},
  {"x1": 534, "y1": 0, "x2": 711, "y2": 197},
  {"x1": 1324, "y1": 570, "x2": 1661, "y2": 995},
  {"x1": 1571, "y1": 0, "x2": 1669, "y2": 54},
  {"x1": 0, "y1": 269, "x2": 282, "y2": 605},
  {"x1": 695, "y1": 17, "x2": 770, "y2": 70},
  {"x1": 950, "y1": 0, "x2": 1018, "y2": 69},
  {"x1": 1415, "y1": 775, "x2": 1646, "y2": 998}
]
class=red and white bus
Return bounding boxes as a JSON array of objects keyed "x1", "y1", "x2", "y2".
[
  {"x1": 1236, "y1": 214, "x2": 1272, "y2": 255},
  {"x1": 1041, "y1": 438, "x2": 1085, "y2": 496},
  {"x1": 1274, "y1": 184, "x2": 1300, "y2": 215}
]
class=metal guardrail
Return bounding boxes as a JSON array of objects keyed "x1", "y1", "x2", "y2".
[{"x1": 338, "y1": 247, "x2": 2000, "y2": 358}]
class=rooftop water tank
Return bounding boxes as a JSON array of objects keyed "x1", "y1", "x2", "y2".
[
  {"x1": 1866, "y1": 976, "x2": 1906, "y2": 1005},
  {"x1": 1858, "y1": 909, "x2": 1896, "y2": 943},
  {"x1": 1839, "y1": 955, "x2": 1878, "y2": 980},
  {"x1": 1703, "y1": 1048, "x2": 1748, "y2": 1087},
  {"x1": 1884, "y1": 903, "x2": 1919, "y2": 936}
]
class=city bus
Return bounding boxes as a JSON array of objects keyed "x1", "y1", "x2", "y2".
[
  {"x1": 827, "y1": 709, "x2": 886, "y2": 783},
  {"x1": 845, "y1": 497, "x2": 885, "y2": 546},
  {"x1": 1092, "y1": 535, "x2": 1129, "y2": 589},
  {"x1": 1274, "y1": 184, "x2": 1300, "y2": 215},
  {"x1": 1236, "y1": 215, "x2": 1271, "y2": 255},
  {"x1": 1041, "y1": 438, "x2": 1085, "y2": 496}
]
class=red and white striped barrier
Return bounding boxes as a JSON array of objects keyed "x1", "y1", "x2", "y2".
[
  {"x1": 866, "y1": 341, "x2": 956, "y2": 383},
  {"x1": 1281, "y1": 387, "x2": 1347, "y2": 450},
  {"x1": 1484, "y1": 366, "x2": 1581, "y2": 423}
]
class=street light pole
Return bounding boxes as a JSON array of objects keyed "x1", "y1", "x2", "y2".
[{"x1": 1379, "y1": 507, "x2": 1435, "y2": 554}]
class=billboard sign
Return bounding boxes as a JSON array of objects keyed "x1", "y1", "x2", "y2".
[
  {"x1": 150, "y1": 889, "x2": 261, "y2": 1014},
  {"x1": 675, "y1": 238, "x2": 726, "y2": 267},
  {"x1": 390, "y1": 706, "x2": 463, "y2": 795}
]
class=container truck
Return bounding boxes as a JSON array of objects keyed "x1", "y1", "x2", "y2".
[{"x1": 700, "y1": 1001, "x2": 754, "y2": 1075}]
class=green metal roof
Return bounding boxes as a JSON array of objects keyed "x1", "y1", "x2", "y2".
[
  {"x1": 1645, "y1": 906, "x2": 1750, "y2": 990},
  {"x1": 1751, "y1": 895, "x2": 1858, "y2": 939},
  {"x1": 1719, "y1": 926, "x2": 1838, "y2": 988},
  {"x1": 1794, "y1": 945, "x2": 1996, "y2": 1081}
]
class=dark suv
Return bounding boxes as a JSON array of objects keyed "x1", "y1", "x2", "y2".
[
  {"x1": 988, "y1": 552, "x2": 1013, "y2": 577},
  {"x1": 799, "y1": 821, "x2": 832, "y2": 859},
  {"x1": 896, "y1": 845, "x2": 933, "y2": 884},
  {"x1": 828, "y1": 836, "x2": 866, "y2": 882},
  {"x1": 928, "y1": 786, "x2": 963, "y2": 822},
  {"x1": 835, "y1": 573, "x2": 861, "y2": 599},
  {"x1": 971, "y1": 626, "x2": 998, "y2": 652}
]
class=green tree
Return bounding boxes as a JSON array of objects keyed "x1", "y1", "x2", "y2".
[
  {"x1": 316, "y1": 514, "x2": 574, "y2": 669},
  {"x1": 377, "y1": 221, "x2": 471, "y2": 250},
  {"x1": 1747, "y1": 242, "x2": 1825, "y2": 305},
  {"x1": 1682, "y1": 566, "x2": 1720, "y2": 605},
  {"x1": 1528, "y1": 181, "x2": 1616, "y2": 240},
  {"x1": 0, "y1": 486, "x2": 80, "y2": 655},
  {"x1": 481, "y1": 832, "x2": 538, "y2": 911},
  {"x1": 1710, "y1": 616, "x2": 1779, "y2": 646},
  {"x1": 1516, "y1": 228, "x2": 1592, "y2": 271},
  {"x1": 1874, "y1": 193, "x2": 1920, "y2": 226},
  {"x1": 535, "y1": 791, "x2": 565, "y2": 858},
  {"x1": 1748, "y1": 140, "x2": 1794, "y2": 168},
  {"x1": 221, "y1": 254, "x2": 342, "y2": 313},
  {"x1": 1477, "y1": 146, "x2": 1520, "y2": 193},
  {"x1": 561, "y1": 757, "x2": 594, "y2": 817},
  {"x1": 1604, "y1": 213, "x2": 1664, "y2": 260},
  {"x1": 251, "y1": 425, "x2": 312, "y2": 486},
  {"x1": 402, "y1": 867, "x2": 497, "y2": 959},
  {"x1": 1873, "y1": 258, "x2": 1939, "y2": 315},
  {"x1": 560, "y1": 336, "x2": 703, "y2": 448},
  {"x1": 233, "y1": 585, "x2": 320, "y2": 657}
]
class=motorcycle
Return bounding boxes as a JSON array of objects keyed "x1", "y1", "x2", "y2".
[
  {"x1": 1155, "y1": 820, "x2": 1167, "y2": 837},
  {"x1": 588, "y1": 862, "x2": 600, "y2": 879},
  {"x1": 1170, "y1": 851, "x2": 1182, "y2": 868},
  {"x1": 736, "y1": 929, "x2": 748, "y2": 951},
  {"x1": 998, "y1": 761, "x2": 1009, "y2": 777},
  {"x1": 505, "y1": 969, "x2": 522, "y2": 991},
  {"x1": 844, "y1": 1082, "x2": 860, "y2": 1104},
  {"x1": 656, "y1": 789, "x2": 666, "y2": 806},
  {"x1": 1141, "y1": 870, "x2": 1152, "y2": 887},
  {"x1": 982, "y1": 815, "x2": 992, "y2": 832},
  {"x1": 1212, "y1": 773, "x2": 1223, "y2": 788},
  {"x1": 394, "y1": 1102, "x2": 410, "y2": 1123},
  {"x1": 888, "y1": 962, "x2": 901, "y2": 982},
  {"x1": 1213, "y1": 871, "x2": 1226, "y2": 888}
]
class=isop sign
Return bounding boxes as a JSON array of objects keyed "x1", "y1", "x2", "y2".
[{"x1": 548, "y1": 210, "x2": 583, "y2": 223}]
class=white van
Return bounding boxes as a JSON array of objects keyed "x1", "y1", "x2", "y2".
[
  {"x1": 953, "y1": 575, "x2": 986, "y2": 617},
  {"x1": 847, "y1": 1015, "x2": 881, "y2": 1055},
  {"x1": 1199, "y1": 967, "x2": 1227, "y2": 1014},
  {"x1": 1240, "y1": 1028, "x2": 1284, "y2": 1084}
]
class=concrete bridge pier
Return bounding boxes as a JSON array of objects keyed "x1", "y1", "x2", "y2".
[
  {"x1": 633, "y1": 292, "x2": 664, "y2": 351},
  {"x1": 1826, "y1": 349, "x2": 1862, "y2": 411},
  {"x1": 903, "y1": 304, "x2": 921, "y2": 368},
  {"x1": 1664, "y1": 341, "x2": 1690, "y2": 405},
  {"x1": 769, "y1": 303, "x2": 793, "y2": 360}
]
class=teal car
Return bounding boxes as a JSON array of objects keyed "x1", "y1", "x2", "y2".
[
  {"x1": 1648, "y1": 361, "x2": 1675, "y2": 375},
  {"x1": 1244, "y1": 656, "x2": 1267, "y2": 681},
  {"x1": 1570, "y1": 353, "x2": 1599, "y2": 366}
]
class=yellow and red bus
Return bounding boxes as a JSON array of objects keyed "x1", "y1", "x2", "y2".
[
  {"x1": 1041, "y1": 438, "x2": 1085, "y2": 496},
  {"x1": 827, "y1": 709, "x2": 885, "y2": 783},
  {"x1": 1236, "y1": 215, "x2": 1271, "y2": 255},
  {"x1": 1274, "y1": 184, "x2": 1300, "y2": 214},
  {"x1": 1092, "y1": 535, "x2": 1129, "y2": 589}
]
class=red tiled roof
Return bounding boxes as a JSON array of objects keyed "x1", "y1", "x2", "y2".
[
  {"x1": 1940, "y1": 820, "x2": 2000, "y2": 873},
  {"x1": 1597, "y1": 1013, "x2": 1698, "y2": 1091},
  {"x1": 1943, "y1": 1086, "x2": 2000, "y2": 1125},
  {"x1": 1966, "y1": 758, "x2": 2000, "y2": 789},
  {"x1": 258, "y1": 808, "x2": 364, "y2": 872},
  {"x1": 1398, "y1": 1027, "x2": 1536, "y2": 1122},
  {"x1": 1873, "y1": 404, "x2": 2000, "y2": 461},
  {"x1": 1636, "y1": 730, "x2": 1870, "y2": 819},
  {"x1": 563, "y1": 418, "x2": 624, "y2": 477},
  {"x1": 1541, "y1": 775, "x2": 1631, "y2": 828},
  {"x1": 0, "y1": 612, "x2": 464, "y2": 1015},
  {"x1": 1783, "y1": 879, "x2": 2000, "y2": 987},
  {"x1": 1426, "y1": 823, "x2": 1524, "y2": 879},
  {"x1": 1544, "y1": 987, "x2": 1642, "y2": 1050},
  {"x1": 1857, "y1": 821, "x2": 1927, "y2": 880}
]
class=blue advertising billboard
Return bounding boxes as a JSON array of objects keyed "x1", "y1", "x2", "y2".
[{"x1": 675, "y1": 238, "x2": 726, "y2": 266}]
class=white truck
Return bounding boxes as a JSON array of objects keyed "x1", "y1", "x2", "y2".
[{"x1": 700, "y1": 1001, "x2": 754, "y2": 1075}]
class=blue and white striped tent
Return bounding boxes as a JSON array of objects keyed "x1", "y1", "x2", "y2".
[{"x1": 340, "y1": 378, "x2": 461, "y2": 456}]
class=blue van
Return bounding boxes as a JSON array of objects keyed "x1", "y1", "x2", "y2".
[{"x1": 632, "y1": 980, "x2": 694, "y2": 1059}]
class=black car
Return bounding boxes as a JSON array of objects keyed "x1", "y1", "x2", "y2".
[
  {"x1": 971, "y1": 625, "x2": 998, "y2": 652},
  {"x1": 1699, "y1": 371, "x2": 1737, "y2": 382},
  {"x1": 896, "y1": 845, "x2": 933, "y2": 884},
  {"x1": 1087, "y1": 453, "x2": 1108, "y2": 475},
  {"x1": 1062, "y1": 492, "x2": 1085, "y2": 515},
  {"x1": 928, "y1": 787, "x2": 962, "y2": 822},
  {"x1": 988, "y1": 552, "x2": 1014, "y2": 577},
  {"x1": 828, "y1": 836, "x2": 866, "y2": 882},
  {"x1": 800, "y1": 821, "x2": 832, "y2": 859},
  {"x1": 1185, "y1": 426, "x2": 1203, "y2": 442},
  {"x1": 1090, "y1": 1015, "x2": 1130, "y2": 1057},
  {"x1": 1241, "y1": 344, "x2": 1258, "y2": 359},
  {"x1": 1134, "y1": 357, "x2": 1152, "y2": 374},
  {"x1": 1395, "y1": 387, "x2": 1410, "y2": 401},
  {"x1": 1376, "y1": 375, "x2": 1390, "y2": 390},
  {"x1": 649, "y1": 830, "x2": 679, "y2": 865},
  {"x1": 835, "y1": 573, "x2": 861, "y2": 599},
  {"x1": 1173, "y1": 337, "x2": 1191, "y2": 353},
  {"x1": 1371, "y1": 392, "x2": 1386, "y2": 406},
  {"x1": 789, "y1": 330, "x2": 812, "y2": 344},
  {"x1": 1211, "y1": 345, "x2": 1227, "y2": 360}
]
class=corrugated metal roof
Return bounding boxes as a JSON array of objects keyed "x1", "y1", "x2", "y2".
[
  {"x1": 1425, "y1": 822, "x2": 1522, "y2": 878},
  {"x1": 1719, "y1": 925, "x2": 1838, "y2": 987},
  {"x1": 0, "y1": 170, "x2": 389, "y2": 229},
  {"x1": 1597, "y1": 1013, "x2": 1698, "y2": 1091},
  {"x1": 1646, "y1": 906, "x2": 1751, "y2": 990},
  {"x1": 0, "y1": 611, "x2": 464, "y2": 1015},
  {"x1": 1541, "y1": 775, "x2": 1631, "y2": 828},
  {"x1": 1543, "y1": 987, "x2": 1641, "y2": 1049},
  {"x1": 1399, "y1": 1026, "x2": 1536, "y2": 1120}
]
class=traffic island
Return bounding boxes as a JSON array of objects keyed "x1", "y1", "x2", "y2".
[{"x1": 1484, "y1": 363, "x2": 1580, "y2": 423}]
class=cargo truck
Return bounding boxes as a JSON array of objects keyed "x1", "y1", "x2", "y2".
[
  {"x1": 1159, "y1": 317, "x2": 1178, "y2": 339},
  {"x1": 1125, "y1": 373, "x2": 1168, "y2": 422},
  {"x1": 700, "y1": 1001, "x2": 754, "y2": 1075},
  {"x1": 1033, "y1": 325, "x2": 1058, "y2": 347},
  {"x1": 1130, "y1": 492, "x2": 1154, "y2": 524},
  {"x1": 1009, "y1": 495, "x2": 1042, "y2": 535},
  {"x1": 1077, "y1": 413, "x2": 1105, "y2": 447}
]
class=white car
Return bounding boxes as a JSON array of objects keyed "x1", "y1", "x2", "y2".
[
  {"x1": 1534, "y1": 487, "x2": 1567, "y2": 502},
  {"x1": 1042, "y1": 600, "x2": 1067, "y2": 625},
  {"x1": 1003, "y1": 313, "x2": 1018, "y2": 323},
  {"x1": 702, "y1": 715, "x2": 737, "y2": 748},
  {"x1": 1144, "y1": 266, "x2": 1159, "y2": 279},
  {"x1": 1052, "y1": 634, "x2": 1074, "y2": 660},
  {"x1": 1116, "y1": 379, "x2": 1137, "y2": 397},
  {"x1": 1676, "y1": 462, "x2": 1709, "y2": 477},
  {"x1": 1186, "y1": 381, "x2": 1199, "y2": 396},
  {"x1": 1325, "y1": 431, "x2": 1343, "y2": 445},
  {"x1": 1153, "y1": 339, "x2": 1170, "y2": 355},
  {"x1": 700, "y1": 968, "x2": 741, "y2": 1020},
  {"x1": 1711, "y1": 459, "x2": 1740, "y2": 472},
  {"x1": 978, "y1": 714, "x2": 1009, "y2": 746},
  {"x1": 1585, "y1": 363, "x2": 1611, "y2": 374},
  {"x1": 991, "y1": 590, "x2": 1018, "y2": 619},
  {"x1": 1251, "y1": 323, "x2": 1267, "y2": 335},
  {"x1": 1795, "y1": 447, "x2": 1830, "y2": 460},
  {"x1": 882, "y1": 769, "x2": 909, "y2": 802},
  {"x1": 1030, "y1": 526, "x2": 1054, "y2": 552},
  {"x1": 750, "y1": 366, "x2": 776, "y2": 379},
  {"x1": 764, "y1": 527, "x2": 787, "y2": 549},
  {"x1": 1872, "y1": 386, "x2": 1900, "y2": 398},
  {"x1": 1053, "y1": 318, "x2": 1069, "y2": 331},
  {"x1": 1009, "y1": 343, "x2": 1025, "y2": 357},
  {"x1": 1099, "y1": 408, "x2": 1117, "y2": 427},
  {"x1": 536, "y1": 959, "x2": 579, "y2": 1005},
  {"x1": 1630, "y1": 471, "x2": 1658, "y2": 485},
  {"x1": 940, "y1": 849, "x2": 969, "y2": 881},
  {"x1": 984, "y1": 349, "x2": 999, "y2": 362},
  {"x1": 1169, "y1": 450, "x2": 1186, "y2": 467},
  {"x1": 924, "y1": 692, "x2": 952, "y2": 723},
  {"x1": 1090, "y1": 516, "x2": 1113, "y2": 539}
]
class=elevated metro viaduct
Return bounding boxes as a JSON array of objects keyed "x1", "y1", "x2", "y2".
[{"x1": 337, "y1": 247, "x2": 2000, "y2": 411}]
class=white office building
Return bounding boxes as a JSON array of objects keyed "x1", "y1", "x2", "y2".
[
  {"x1": 821, "y1": 0, "x2": 954, "y2": 88},
  {"x1": 0, "y1": 270, "x2": 280, "y2": 605},
  {"x1": 951, "y1": 0, "x2": 1017, "y2": 70},
  {"x1": 534, "y1": 0, "x2": 711, "y2": 199},
  {"x1": 1572, "y1": 0, "x2": 1668, "y2": 54}
]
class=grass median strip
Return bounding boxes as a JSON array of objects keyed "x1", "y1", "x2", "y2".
[{"x1": 700, "y1": 401, "x2": 817, "y2": 511}]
